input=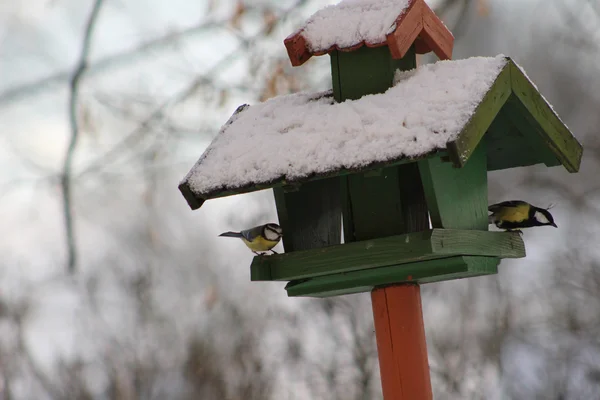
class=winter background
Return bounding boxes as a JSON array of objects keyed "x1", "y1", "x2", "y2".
[{"x1": 1, "y1": 0, "x2": 599, "y2": 399}]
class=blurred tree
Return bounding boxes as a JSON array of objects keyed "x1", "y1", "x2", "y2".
[{"x1": 0, "y1": 0, "x2": 599, "y2": 399}]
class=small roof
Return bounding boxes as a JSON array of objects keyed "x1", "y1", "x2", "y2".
[
  {"x1": 179, "y1": 55, "x2": 582, "y2": 210},
  {"x1": 284, "y1": 0, "x2": 453, "y2": 66}
]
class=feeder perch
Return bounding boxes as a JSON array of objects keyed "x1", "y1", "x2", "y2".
[{"x1": 179, "y1": 1, "x2": 582, "y2": 399}]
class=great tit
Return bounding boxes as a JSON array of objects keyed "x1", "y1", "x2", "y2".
[
  {"x1": 488, "y1": 200, "x2": 557, "y2": 233},
  {"x1": 219, "y1": 223, "x2": 283, "y2": 255}
]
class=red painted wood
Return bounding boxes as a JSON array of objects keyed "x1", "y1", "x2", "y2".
[
  {"x1": 283, "y1": 0, "x2": 454, "y2": 67},
  {"x1": 421, "y1": 2, "x2": 454, "y2": 60},
  {"x1": 372, "y1": 283, "x2": 433, "y2": 400},
  {"x1": 284, "y1": 31, "x2": 311, "y2": 67},
  {"x1": 386, "y1": 0, "x2": 423, "y2": 59}
]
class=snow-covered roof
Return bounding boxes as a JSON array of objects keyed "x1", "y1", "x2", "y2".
[
  {"x1": 181, "y1": 55, "x2": 508, "y2": 204},
  {"x1": 284, "y1": 0, "x2": 453, "y2": 66},
  {"x1": 301, "y1": 0, "x2": 411, "y2": 52}
]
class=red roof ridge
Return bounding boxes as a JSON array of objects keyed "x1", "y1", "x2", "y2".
[{"x1": 284, "y1": 0, "x2": 454, "y2": 67}]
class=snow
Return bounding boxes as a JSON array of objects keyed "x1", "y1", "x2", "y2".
[
  {"x1": 183, "y1": 55, "x2": 508, "y2": 196},
  {"x1": 299, "y1": 0, "x2": 412, "y2": 52}
]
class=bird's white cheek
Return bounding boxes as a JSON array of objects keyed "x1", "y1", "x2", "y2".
[{"x1": 534, "y1": 211, "x2": 549, "y2": 224}]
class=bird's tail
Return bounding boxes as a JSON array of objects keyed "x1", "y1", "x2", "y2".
[
  {"x1": 219, "y1": 231, "x2": 243, "y2": 238},
  {"x1": 488, "y1": 214, "x2": 495, "y2": 224}
]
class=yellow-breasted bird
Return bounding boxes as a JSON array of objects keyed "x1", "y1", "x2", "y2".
[
  {"x1": 219, "y1": 223, "x2": 283, "y2": 255},
  {"x1": 488, "y1": 200, "x2": 557, "y2": 232}
]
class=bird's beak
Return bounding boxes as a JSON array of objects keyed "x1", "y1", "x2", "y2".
[{"x1": 552, "y1": 222, "x2": 558, "y2": 228}]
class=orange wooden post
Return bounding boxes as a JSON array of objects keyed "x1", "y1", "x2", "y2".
[{"x1": 371, "y1": 283, "x2": 432, "y2": 400}]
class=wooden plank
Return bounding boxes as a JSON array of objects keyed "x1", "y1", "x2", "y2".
[
  {"x1": 430, "y1": 229, "x2": 525, "y2": 257},
  {"x1": 333, "y1": 45, "x2": 418, "y2": 246},
  {"x1": 484, "y1": 107, "x2": 554, "y2": 171},
  {"x1": 500, "y1": 95, "x2": 561, "y2": 168},
  {"x1": 372, "y1": 284, "x2": 433, "y2": 400},
  {"x1": 331, "y1": 45, "x2": 416, "y2": 102},
  {"x1": 447, "y1": 60, "x2": 511, "y2": 168},
  {"x1": 272, "y1": 177, "x2": 341, "y2": 253},
  {"x1": 285, "y1": 256, "x2": 500, "y2": 297},
  {"x1": 398, "y1": 162, "x2": 430, "y2": 233},
  {"x1": 252, "y1": 230, "x2": 434, "y2": 281},
  {"x1": 185, "y1": 149, "x2": 441, "y2": 209},
  {"x1": 178, "y1": 182, "x2": 205, "y2": 210},
  {"x1": 508, "y1": 60, "x2": 582, "y2": 172},
  {"x1": 420, "y1": 0, "x2": 453, "y2": 60},
  {"x1": 284, "y1": 31, "x2": 311, "y2": 67},
  {"x1": 419, "y1": 143, "x2": 488, "y2": 230},
  {"x1": 251, "y1": 229, "x2": 524, "y2": 281},
  {"x1": 346, "y1": 167, "x2": 406, "y2": 241},
  {"x1": 418, "y1": 256, "x2": 498, "y2": 283},
  {"x1": 386, "y1": 0, "x2": 423, "y2": 60},
  {"x1": 285, "y1": 256, "x2": 468, "y2": 297},
  {"x1": 285, "y1": 256, "x2": 504, "y2": 297}
]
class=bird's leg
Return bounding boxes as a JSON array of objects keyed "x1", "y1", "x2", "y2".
[
  {"x1": 252, "y1": 251, "x2": 260, "y2": 256},
  {"x1": 270, "y1": 249, "x2": 278, "y2": 255}
]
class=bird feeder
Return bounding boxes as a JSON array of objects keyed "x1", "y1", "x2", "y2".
[{"x1": 179, "y1": 0, "x2": 583, "y2": 398}]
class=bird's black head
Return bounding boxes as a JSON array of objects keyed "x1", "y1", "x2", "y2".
[
  {"x1": 533, "y1": 207, "x2": 557, "y2": 228},
  {"x1": 263, "y1": 223, "x2": 283, "y2": 240}
]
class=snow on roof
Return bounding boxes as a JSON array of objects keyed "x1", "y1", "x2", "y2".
[
  {"x1": 182, "y1": 55, "x2": 508, "y2": 197},
  {"x1": 300, "y1": 0, "x2": 411, "y2": 52}
]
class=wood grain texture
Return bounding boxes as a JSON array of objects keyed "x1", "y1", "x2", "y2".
[
  {"x1": 430, "y1": 229, "x2": 525, "y2": 257},
  {"x1": 386, "y1": 0, "x2": 423, "y2": 59},
  {"x1": 284, "y1": 255, "x2": 499, "y2": 297},
  {"x1": 420, "y1": 1, "x2": 453, "y2": 60},
  {"x1": 372, "y1": 284, "x2": 433, "y2": 400},
  {"x1": 346, "y1": 167, "x2": 406, "y2": 241},
  {"x1": 251, "y1": 229, "x2": 524, "y2": 281},
  {"x1": 484, "y1": 107, "x2": 553, "y2": 171},
  {"x1": 418, "y1": 256, "x2": 498, "y2": 284},
  {"x1": 419, "y1": 143, "x2": 489, "y2": 230},
  {"x1": 330, "y1": 45, "x2": 415, "y2": 102},
  {"x1": 508, "y1": 61, "x2": 582, "y2": 172},
  {"x1": 501, "y1": 95, "x2": 561, "y2": 169},
  {"x1": 284, "y1": 32, "x2": 311, "y2": 67},
  {"x1": 447, "y1": 60, "x2": 511, "y2": 168},
  {"x1": 273, "y1": 177, "x2": 341, "y2": 253}
]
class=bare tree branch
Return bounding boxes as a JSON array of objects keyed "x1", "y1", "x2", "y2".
[
  {"x1": 0, "y1": 18, "x2": 229, "y2": 107},
  {"x1": 61, "y1": 0, "x2": 104, "y2": 274},
  {"x1": 77, "y1": 0, "x2": 308, "y2": 179}
]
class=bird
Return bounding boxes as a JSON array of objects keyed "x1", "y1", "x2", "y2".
[
  {"x1": 488, "y1": 200, "x2": 557, "y2": 233},
  {"x1": 219, "y1": 223, "x2": 283, "y2": 255}
]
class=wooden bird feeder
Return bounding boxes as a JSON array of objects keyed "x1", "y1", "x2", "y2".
[{"x1": 179, "y1": 0, "x2": 583, "y2": 398}]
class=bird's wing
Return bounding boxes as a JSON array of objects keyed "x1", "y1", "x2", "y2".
[
  {"x1": 489, "y1": 201, "x2": 530, "y2": 223},
  {"x1": 488, "y1": 200, "x2": 529, "y2": 213},
  {"x1": 240, "y1": 225, "x2": 264, "y2": 242}
]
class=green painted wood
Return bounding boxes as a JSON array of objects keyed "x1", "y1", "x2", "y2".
[
  {"x1": 345, "y1": 167, "x2": 406, "y2": 241},
  {"x1": 446, "y1": 60, "x2": 512, "y2": 168},
  {"x1": 430, "y1": 229, "x2": 524, "y2": 256},
  {"x1": 419, "y1": 142, "x2": 488, "y2": 230},
  {"x1": 417, "y1": 256, "x2": 499, "y2": 284},
  {"x1": 330, "y1": 45, "x2": 416, "y2": 102},
  {"x1": 182, "y1": 149, "x2": 445, "y2": 210},
  {"x1": 273, "y1": 177, "x2": 341, "y2": 253},
  {"x1": 397, "y1": 162, "x2": 430, "y2": 234},
  {"x1": 285, "y1": 256, "x2": 499, "y2": 297},
  {"x1": 334, "y1": 45, "x2": 419, "y2": 247},
  {"x1": 250, "y1": 229, "x2": 524, "y2": 281},
  {"x1": 508, "y1": 61, "x2": 582, "y2": 172},
  {"x1": 500, "y1": 95, "x2": 561, "y2": 168},
  {"x1": 484, "y1": 107, "x2": 553, "y2": 171}
]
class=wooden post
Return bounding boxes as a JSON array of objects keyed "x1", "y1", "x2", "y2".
[
  {"x1": 372, "y1": 284, "x2": 432, "y2": 400},
  {"x1": 330, "y1": 44, "x2": 433, "y2": 398}
]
